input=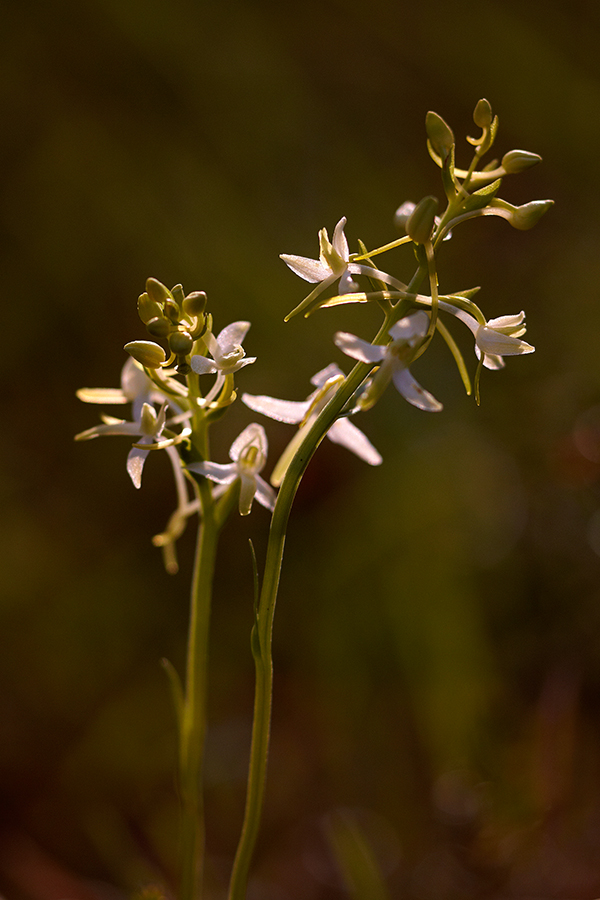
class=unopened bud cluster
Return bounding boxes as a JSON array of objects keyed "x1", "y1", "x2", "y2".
[{"x1": 133, "y1": 277, "x2": 209, "y2": 373}]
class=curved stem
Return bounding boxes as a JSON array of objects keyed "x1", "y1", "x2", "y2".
[{"x1": 227, "y1": 315, "x2": 394, "y2": 900}]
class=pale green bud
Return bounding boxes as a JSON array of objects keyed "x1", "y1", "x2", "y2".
[
  {"x1": 146, "y1": 315, "x2": 172, "y2": 338},
  {"x1": 183, "y1": 291, "x2": 207, "y2": 317},
  {"x1": 171, "y1": 284, "x2": 185, "y2": 306},
  {"x1": 124, "y1": 340, "x2": 167, "y2": 368},
  {"x1": 426, "y1": 111, "x2": 455, "y2": 161},
  {"x1": 506, "y1": 199, "x2": 554, "y2": 230},
  {"x1": 473, "y1": 98, "x2": 493, "y2": 129},
  {"x1": 146, "y1": 277, "x2": 172, "y2": 306},
  {"x1": 406, "y1": 196, "x2": 438, "y2": 244},
  {"x1": 164, "y1": 298, "x2": 181, "y2": 323},
  {"x1": 169, "y1": 329, "x2": 194, "y2": 355},
  {"x1": 137, "y1": 292, "x2": 163, "y2": 324},
  {"x1": 501, "y1": 149, "x2": 542, "y2": 174}
]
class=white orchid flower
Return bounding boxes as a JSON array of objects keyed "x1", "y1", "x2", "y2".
[
  {"x1": 335, "y1": 312, "x2": 443, "y2": 413},
  {"x1": 190, "y1": 321, "x2": 256, "y2": 404},
  {"x1": 441, "y1": 306, "x2": 534, "y2": 369},
  {"x1": 281, "y1": 218, "x2": 408, "y2": 319},
  {"x1": 75, "y1": 402, "x2": 191, "y2": 489},
  {"x1": 187, "y1": 423, "x2": 276, "y2": 516},
  {"x1": 76, "y1": 357, "x2": 186, "y2": 420},
  {"x1": 242, "y1": 364, "x2": 382, "y2": 488}
]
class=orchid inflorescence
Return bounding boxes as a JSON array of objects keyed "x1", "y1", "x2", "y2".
[
  {"x1": 75, "y1": 99, "x2": 552, "y2": 900},
  {"x1": 76, "y1": 99, "x2": 549, "y2": 575}
]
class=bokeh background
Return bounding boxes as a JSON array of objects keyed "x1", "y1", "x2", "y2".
[{"x1": 2, "y1": 0, "x2": 600, "y2": 897}]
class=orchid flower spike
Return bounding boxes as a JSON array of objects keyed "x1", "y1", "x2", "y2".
[
  {"x1": 190, "y1": 321, "x2": 256, "y2": 404},
  {"x1": 242, "y1": 363, "x2": 382, "y2": 488},
  {"x1": 282, "y1": 218, "x2": 407, "y2": 320},
  {"x1": 335, "y1": 312, "x2": 443, "y2": 413},
  {"x1": 187, "y1": 423, "x2": 276, "y2": 516}
]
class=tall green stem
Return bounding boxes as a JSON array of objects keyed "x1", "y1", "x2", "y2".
[
  {"x1": 227, "y1": 314, "x2": 396, "y2": 900},
  {"x1": 179, "y1": 475, "x2": 218, "y2": 900}
]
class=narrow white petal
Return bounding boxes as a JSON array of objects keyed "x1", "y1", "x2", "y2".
[
  {"x1": 328, "y1": 419, "x2": 383, "y2": 466},
  {"x1": 187, "y1": 461, "x2": 238, "y2": 484},
  {"x1": 334, "y1": 331, "x2": 386, "y2": 364},
  {"x1": 76, "y1": 388, "x2": 129, "y2": 404},
  {"x1": 238, "y1": 474, "x2": 257, "y2": 515},
  {"x1": 280, "y1": 253, "x2": 331, "y2": 283},
  {"x1": 127, "y1": 446, "x2": 150, "y2": 489},
  {"x1": 332, "y1": 217, "x2": 349, "y2": 262},
  {"x1": 242, "y1": 392, "x2": 309, "y2": 424},
  {"x1": 74, "y1": 420, "x2": 140, "y2": 440},
  {"x1": 393, "y1": 369, "x2": 443, "y2": 412}
]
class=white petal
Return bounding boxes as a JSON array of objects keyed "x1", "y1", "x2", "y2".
[
  {"x1": 476, "y1": 327, "x2": 534, "y2": 356},
  {"x1": 487, "y1": 312, "x2": 526, "y2": 332},
  {"x1": 127, "y1": 445, "x2": 150, "y2": 489},
  {"x1": 187, "y1": 461, "x2": 238, "y2": 484},
  {"x1": 242, "y1": 392, "x2": 309, "y2": 424},
  {"x1": 76, "y1": 388, "x2": 129, "y2": 404},
  {"x1": 74, "y1": 420, "x2": 140, "y2": 441},
  {"x1": 311, "y1": 363, "x2": 345, "y2": 387},
  {"x1": 334, "y1": 331, "x2": 386, "y2": 364},
  {"x1": 190, "y1": 355, "x2": 218, "y2": 375},
  {"x1": 229, "y1": 423, "x2": 268, "y2": 463},
  {"x1": 121, "y1": 357, "x2": 151, "y2": 400},
  {"x1": 331, "y1": 217, "x2": 349, "y2": 262},
  {"x1": 280, "y1": 253, "x2": 331, "y2": 283},
  {"x1": 227, "y1": 356, "x2": 257, "y2": 373},
  {"x1": 254, "y1": 475, "x2": 277, "y2": 512},
  {"x1": 217, "y1": 321, "x2": 251, "y2": 351},
  {"x1": 238, "y1": 474, "x2": 257, "y2": 515},
  {"x1": 328, "y1": 419, "x2": 382, "y2": 466},
  {"x1": 475, "y1": 346, "x2": 506, "y2": 370},
  {"x1": 392, "y1": 368, "x2": 443, "y2": 412},
  {"x1": 389, "y1": 311, "x2": 428, "y2": 342}
]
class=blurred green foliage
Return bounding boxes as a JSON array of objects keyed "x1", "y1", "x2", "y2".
[{"x1": 2, "y1": 0, "x2": 600, "y2": 897}]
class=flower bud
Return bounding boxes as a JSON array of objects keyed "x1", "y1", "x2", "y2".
[
  {"x1": 164, "y1": 298, "x2": 181, "y2": 323},
  {"x1": 501, "y1": 149, "x2": 542, "y2": 174},
  {"x1": 169, "y1": 329, "x2": 194, "y2": 355},
  {"x1": 406, "y1": 196, "x2": 438, "y2": 244},
  {"x1": 507, "y1": 199, "x2": 554, "y2": 230},
  {"x1": 145, "y1": 277, "x2": 172, "y2": 306},
  {"x1": 138, "y1": 291, "x2": 163, "y2": 325},
  {"x1": 473, "y1": 98, "x2": 493, "y2": 129},
  {"x1": 146, "y1": 315, "x2": 172, "y2": 338},
  {"x1": 124, "y1": 340, "x2": 167, "y2": 368},
  {"x1": 426, "y1": 111, "x2": 455, "y2": 162},
  {"x1": 183, "y1": 291, "x2": 208, "y2": 317}
]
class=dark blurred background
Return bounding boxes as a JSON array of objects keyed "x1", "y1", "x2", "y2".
[{"x1": 2, "y1": 0, "x2": 600, "y2": 897}]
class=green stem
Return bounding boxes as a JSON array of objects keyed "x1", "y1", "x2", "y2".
[
  {"x1": 227, "y1": 315, "x2": 394, "y2": 900},
  {"x1": 179, "y1": 474, "x2": 218, "y2": 900}
]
